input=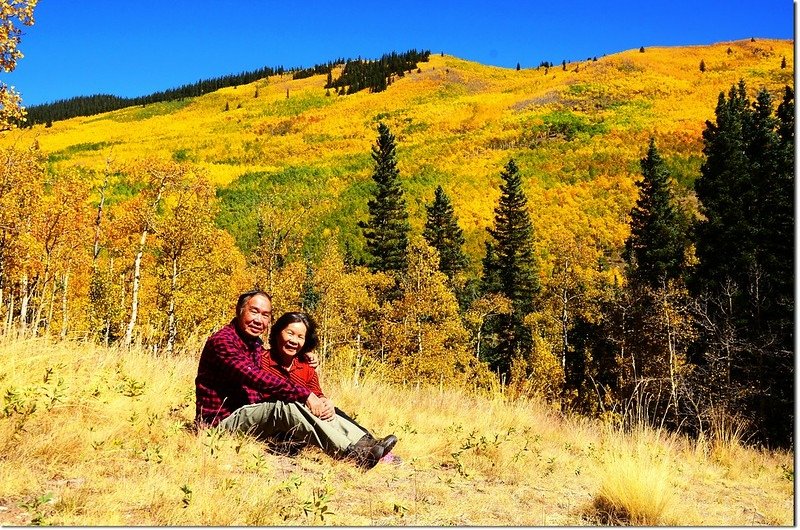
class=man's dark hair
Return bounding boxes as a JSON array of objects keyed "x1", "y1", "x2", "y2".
[
  {"x1": 269, "y1": 312, "x2": 319, "y2": 356},
  {"x1": 236, "y1": 290, "x2": 272, "y2": 316}
]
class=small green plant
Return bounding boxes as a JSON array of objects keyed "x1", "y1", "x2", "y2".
[
  {"x1": 780, "y1": 463, "x2": 793, "y2": 482},
  {"x1": 145, "y1": 411, "x2": 161, "y2": 428},
  {"x1": 2, "y1": 385, "x2": 38, "y2": 433},
  {"x1": 3, "y1": 386, "x2": 37, "y2": 417},
  {"x1": 393, "y1": 502, "x2": 408, "y2": 518},
  {"x1": 42, "y1": 376, "x2": 66, "y2": 410},
  {"x1": 180, "y1": 484, "x2": 192, "y2": 509},
  {"x1": 245, "y1": 451, "x2": 270, "y2": 474},
  {"x1": 142, "y1": 443, "x2": 163, "y2": 464},
  {"x1": 118, "y1": 374, "x2": 145, "y2": 397},
  {"x1": 221, "y1": 478, "x2": 238, "y2": 491},
  {"x1": 303, "y1": 484, "x2": 335, "y2": 523},
  {"x1": 389, "y1": 420, "x2": 418, "y2": 435},
  {"x1": 203, "y1": 427, "x2": 224, "y2": 457},
  {"x1": 19, "y1": 492, "x2": 53, "y2": 526}
]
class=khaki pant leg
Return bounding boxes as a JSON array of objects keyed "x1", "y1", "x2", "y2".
[{"x1": 219, "y1": 401, "x2": 366, "y2": 457}]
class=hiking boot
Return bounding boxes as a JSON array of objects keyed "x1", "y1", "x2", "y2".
[
  {"x1": 353, "y1": 433, "x2": 376, "y2": 448},
  {"x1": 347, "y1": 442, "x2": 384, "y2": 469},
  {"x1": 375, "y1": 434, "x2": 397, "y2": 454}
]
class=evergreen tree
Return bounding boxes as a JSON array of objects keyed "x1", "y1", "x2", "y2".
[
  {"x1": 480, "y1": 241, "x2": 502, "y2": 294},
  {"x1": 692, "y1": 80, "x2": 795, "y2": 447},
  {"x1": 623, "y1": 138, "x2": 689, "y2": 288},
  {"x1": 693, "y1": 80, "x2": 753, "y2": 289},
  {"x1": 423, "y1": 185, "x2": 469, "y2": 278},
  {"x1": 613, "y1": 139, "x2": 694, "y2": 430},
  {"x1": 479, "y1": 159, "x2": 539, "y2": 377},
  {"x1": 359, "y1": 123, "x2": 410, "y2": 275},
  {"x1": 483, "y1": 159, "x2": 539, "y2": 314}
]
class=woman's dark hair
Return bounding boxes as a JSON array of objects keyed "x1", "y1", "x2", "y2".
[
  {"x1": 236, "y1": 290, "x2": 271, "y2": 316},
  {"x1": 268, "y1": 312, "x2": 319, "y2": 356}
]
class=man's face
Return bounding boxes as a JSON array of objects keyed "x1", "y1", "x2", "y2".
[{"x1": 237, "y1": 294, "x2": 272, "y2": 338}]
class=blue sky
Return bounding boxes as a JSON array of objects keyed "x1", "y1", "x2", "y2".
[{"x1": 5, "y1": 0, "x2": 795, "y2": 106}]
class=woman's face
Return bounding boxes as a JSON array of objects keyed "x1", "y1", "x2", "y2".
[{"x1": 277, "y1": 321, "x2": 307, "y2": 359}]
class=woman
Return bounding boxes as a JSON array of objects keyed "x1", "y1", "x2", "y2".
[{"x1": 261, "y1": 312, "x2": 398, "y2": 466}]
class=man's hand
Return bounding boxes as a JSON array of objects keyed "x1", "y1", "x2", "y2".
[
  {"x1": 305, "y1": 351, "x2": 320, "y2": 370},
  {"x1": 305, "y1": 392, "x2": 335, "y2": 420}
]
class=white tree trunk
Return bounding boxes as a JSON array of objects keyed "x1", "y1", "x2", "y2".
[
  {"x1": 60, "y1": 272, "x2": 69, "y2": 339},
  {"x1": 32, "y1": 270, "x2": 51, "y2": 338},
  {"x1": 45, "y1": 283, "x2": 56, "y2": 336},
  {"x1": 93, "y1": 163, "x2": 110, "y2": 264},
  {"x1": 124, "y1": 234, "x2": 147, "y2": 347},
  {"x1": 124, "y1": 177, "x2": 167, "y2": 347},
  {"x1": 5, "y1": 290, "x2": 13, "y2": 334},
  {"x1": 19, "y1": 274, "x2": 29, "y2": 336},
  {"x1": 165, "y1": 257, "x2": 178, "y2": 355}
]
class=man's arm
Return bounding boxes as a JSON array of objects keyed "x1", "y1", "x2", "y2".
[{"x1": 208, "y1": 332, "x2": 311, "y2": 403}]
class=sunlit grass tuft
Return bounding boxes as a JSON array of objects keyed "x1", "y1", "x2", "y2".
[{"x1": 591, "y1": 429, "x2": 677, "y2": 525}]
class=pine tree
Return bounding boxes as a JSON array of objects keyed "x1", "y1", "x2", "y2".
[
  {"x1": 692, "y1": 80, "x2": 795, "y2": 447},
  {"x1": 423, "y1": 185, "x2": 468, "y2": 279},
  {"x1": 360, "y1": 123, "x2": 410, "y2": 275},
  {"x1": 480, "y1": 159, "x2": 539, "y2": 377},
  {"x1": 623, "y1": 138, "x2": 689, "y2": 288},
  {"x1": 482, "y1": 159, "x2": 539, "y2": 314},
  {"x1": 693, "y1": 80, "x2": 752, "y2": 290}
]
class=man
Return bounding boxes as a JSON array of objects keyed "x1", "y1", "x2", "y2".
[{"x1": 195, "y1": 290, "x2": 396, "y2": 469}]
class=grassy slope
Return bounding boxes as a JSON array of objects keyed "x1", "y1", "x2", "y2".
[
  {"x1": 3, "y1": 39, "x2": 793, "y2": 264},
  {"x1": 0, "y1": 337, "x2": 792, "y2": 526}
]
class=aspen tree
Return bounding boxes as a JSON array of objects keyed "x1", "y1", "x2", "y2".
[
  {"x1": 123, "y1": 159, "x2": 183, "y2": 347},
  {"x1": 0, "y1": 0, "x2": 37, "y2": 129},
  {"x1": 379, "y1": 238, "x2": 492, "y2": 387}
]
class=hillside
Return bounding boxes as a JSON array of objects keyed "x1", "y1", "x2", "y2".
[
  {"x1": 0, "y1": 38, "x2": 793, "y2": 461},
  {"x1": 0, "y1": 337, "x2": 793, "y2": 526},
  {"x1": 3, "y1": 39, "x2": 793, "y2": 263}
]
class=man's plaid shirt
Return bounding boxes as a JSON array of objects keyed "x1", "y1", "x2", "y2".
[{"x1": 195, "y1": 320, "x2": 311, "y2": 425}]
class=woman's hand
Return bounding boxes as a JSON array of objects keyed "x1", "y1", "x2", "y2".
[{"x1": 320, "y1": 396, "x2": 335, "y2": 412}]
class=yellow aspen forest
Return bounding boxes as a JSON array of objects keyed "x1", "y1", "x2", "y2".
[
  {"x1": 0, "y1": 38, "x2": 793, "y2": 393},
  {"x1": 1, "y1": 39, "x2": 791, "y2": 336}
]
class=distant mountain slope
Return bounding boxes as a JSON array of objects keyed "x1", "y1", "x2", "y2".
[
  {"x1": 22, "y1": 49, "x2": 431, "y2": 125},
  {"x1": 2, "y1": 39, "x2": 793, "y2": 264}
]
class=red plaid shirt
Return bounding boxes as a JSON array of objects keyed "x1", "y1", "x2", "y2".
[
  {"x1": 195, "y1": 320, "x2": 311, "y2": 425},
  {"x1": 260, "y1": 348, "x2": 325, "y2": 398}
]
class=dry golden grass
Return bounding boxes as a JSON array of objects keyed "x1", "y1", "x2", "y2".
[{"x1": 0, "y1": 335, "x2": 793, "y2": 526}]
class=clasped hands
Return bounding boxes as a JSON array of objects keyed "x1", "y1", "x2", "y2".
[{"x1": 305, "y1": 392, "x2": 335, "y2": 420}]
